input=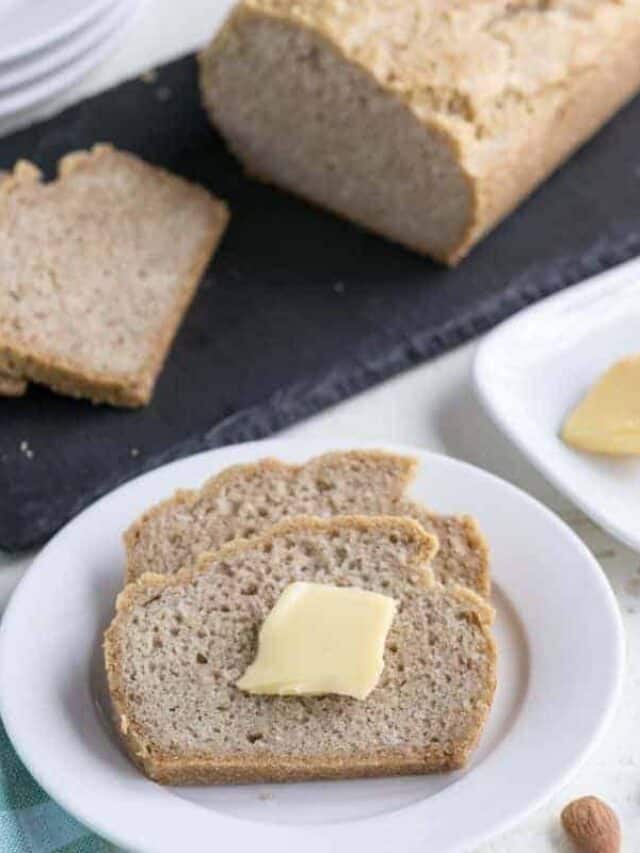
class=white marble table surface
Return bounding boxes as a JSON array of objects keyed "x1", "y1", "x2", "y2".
[{"x1": 2, "y1": 3, "x2": 639, "y2": 849}]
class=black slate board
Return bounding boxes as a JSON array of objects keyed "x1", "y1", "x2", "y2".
[{"x1": 1, "y1": 54, "x2": 640, "y2": 551}]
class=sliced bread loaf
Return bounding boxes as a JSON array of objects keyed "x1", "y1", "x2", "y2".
[
  {"x1": 105, "y1": 516, "x2": 496, "y2": 784},
  {"x1": 200, "y1": 0, "x2": 640, "y2": 264},
  {"x1": 124, "y1": 450, "x2": 490, "y2": 596},
  {"x1": 0, "y1": 145, "x2": 229, "y2": 407}
]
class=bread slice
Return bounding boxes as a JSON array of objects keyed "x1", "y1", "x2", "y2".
[
  {"x1": 124, "y1": 450, "x2": 490, "y2": 596},
  {"x1": 200, "y1": 1, "x2": 640, "y2": 264},
  {"x1": 105, "y1": 515, "x2": 496, "y2": 784},
  {"x1": 0, "y1": 144, "x2": 229, "y2": 407}
]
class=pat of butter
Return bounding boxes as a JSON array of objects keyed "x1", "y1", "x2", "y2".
[
  {"x1": 236, "y1": 581, "x2": 397, "y2": 700},
  {"x1": 562, "y1": 354, "x2": 640, "y2": 455}
]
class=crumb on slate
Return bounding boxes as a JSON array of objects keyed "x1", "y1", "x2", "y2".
[
  {"x1": 156, "y1": 86, "x2": 172, "y2": 102},
  {"x1": 130, "y1": 447, "x2": 140, "y2": 458},
  {"x1": 19, "y1": 440, "x2": 34, "y2": 460},
  {"x1": 141, "y1": 68, "x2": 158, "y2": 84}
]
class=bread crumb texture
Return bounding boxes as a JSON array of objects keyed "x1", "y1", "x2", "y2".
[
  {"x1": 105, "y1": 516, "x2": 496, "y2": 784},
  {"x1": 124, "y1": 450, "x2": 490, "y2": 596},
  {"x1": 0, "y1": 144, "x2": 229, "y2": 406}
]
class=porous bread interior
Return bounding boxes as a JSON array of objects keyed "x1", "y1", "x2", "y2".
[
  {"x1": 106, "y1": 516, "x2": 496, "y2": 783},
  {"x1": 124, "y1": 450, "x2": 490, "y2": 596}
]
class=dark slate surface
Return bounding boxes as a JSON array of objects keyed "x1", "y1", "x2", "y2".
[{"x1": 1, "y1": 53, "x2": 639, "y2": 550}]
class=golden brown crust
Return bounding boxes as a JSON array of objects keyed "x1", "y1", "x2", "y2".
[
  {"x1": 462, "y1": 515, "x2": 491, "y2": 597},
  {"x1": 458, "y1": 23, "x2": 640, "y2": 264},
  {"x1": 0, "y1": 352, "x2": 26, "y2": 396},
  {"x1": 0, "y1": 144, "x2": 230, "y2": 407},
  {"x1": 0, "y1": 372, "x2": 26, "y2": 396},
  {"x1": 106, "y1": 516, "x2": 495, "y2": 785},
  {"x1": 124, "y1": 745, "x2": 469, "y2": 785}
]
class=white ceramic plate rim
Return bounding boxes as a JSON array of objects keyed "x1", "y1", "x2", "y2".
[
  {"x1": 0, "y1": 0, "x2": 134, "y2": 94},
  {"x1": 0, "y1": 438, "x2": 624, "y2": 853},
  {"x1": 473, "y1": 254, "x2": 640, "y2": 552},
  {"x1": 0, "y1": 0, "x2": 118, "y2": 64},
  {"x1": 0, "y1": 0, "x2": 143, "y2": 118}
]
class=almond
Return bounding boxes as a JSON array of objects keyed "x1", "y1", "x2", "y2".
[{"x1": 561, "y1": 796, "x2": 621, "y2": 853}]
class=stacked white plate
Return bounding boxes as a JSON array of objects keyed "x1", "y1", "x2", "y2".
[{"x1": 0, "y1": 0, "x2": 144, "y2": 120}]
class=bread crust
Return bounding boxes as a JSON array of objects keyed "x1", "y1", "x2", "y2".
[
  {"x1": 0, "y1": 372, "x2": 26, "y2": 396},
  {"x1": 106, "y1": 515, "x2": 496, "y2": 784},
  {"x1": 0, "y1": 144, "x2": 230, "y2": 407}
]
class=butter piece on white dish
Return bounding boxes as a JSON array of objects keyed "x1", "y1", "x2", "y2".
[
  {"x1": 236, "y1": 581, "x2": 396, "y2": 700},
  {"x1": 562, "y1": 354, "x2": 640, "y2": 455}
]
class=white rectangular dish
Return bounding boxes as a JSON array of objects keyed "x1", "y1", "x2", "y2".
[{"x1": 474, "y1": 255, "x2": 640, "y2": 551}]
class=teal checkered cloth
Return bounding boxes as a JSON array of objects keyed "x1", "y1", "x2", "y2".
[{"x1": 0, "y1": 719, "x2": 114, "y2": 853}]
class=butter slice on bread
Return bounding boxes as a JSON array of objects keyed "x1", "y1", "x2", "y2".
[{"x1": 105, "y1": 516, "x2": 496, "y2": 784}]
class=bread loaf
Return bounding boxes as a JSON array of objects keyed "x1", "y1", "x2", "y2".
[
  {"x1": 105, "y1": 516, "x2": 496, "y2": 784},
  {"x1": 124, "y1": 450, "x2": 490, "y2": 596},
  {"x1": 200, "y1": 0, "x2": 640, "y2": 263}
]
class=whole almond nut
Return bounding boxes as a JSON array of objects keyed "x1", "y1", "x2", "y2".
[{"x1": 561, "y1": 796, "x2": 620, "y2": 853}]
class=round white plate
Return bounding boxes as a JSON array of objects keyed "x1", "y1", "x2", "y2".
[
  {"x1": 0, "y1": 0, "x2": 117, "y2": 64},
  {"x1": 474, "y1": 254, "x2": 640, "y2": 552},
  {"x1": 0, "y1": 0, "x2": 142, "y2": 118},
  {"x1": 0, "y1": 439, "x2": 623, "y2": 853},
  {"x1": 0, "y1": 0, "x2": 132, "y2": 94}
]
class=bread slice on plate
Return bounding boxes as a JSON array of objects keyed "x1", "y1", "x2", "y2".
[
  {"x1": 0, "y1": 144, "x2": 229, "y2": 407},
  {"x1": 105, "y1": 516, "x2": 496, "y2": 784},
  {"x1": 124, "y1": 449, "x2": 490, "y2": 595}
]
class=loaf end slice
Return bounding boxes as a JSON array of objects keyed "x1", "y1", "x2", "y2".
[
  {"x1": 124, "y1": 449, "x2": 490, "y2": 596},
  {"x1": 0, "y1": 144, "x2": 230, "y2": 407},
  {"x1": 200, "y1": 0, "x2": 640, "y2": 264},
  {"x1": 106, "y1": 515, "x2": 496, "y2": 784}
]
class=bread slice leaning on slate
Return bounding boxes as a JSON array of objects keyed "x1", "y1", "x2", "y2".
[
  {"x1": 199, "y1": 0, "x2": 640, "y2": 264},
  {"x1": 0, "y1": 144, "x2": 229, "y2": 407},
  {"x1": 105, "y1": 516, "x2": 496, "y2": 784},
  {"x1": 124, "y1": 450, "x2": 490, "y2": 596}
]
